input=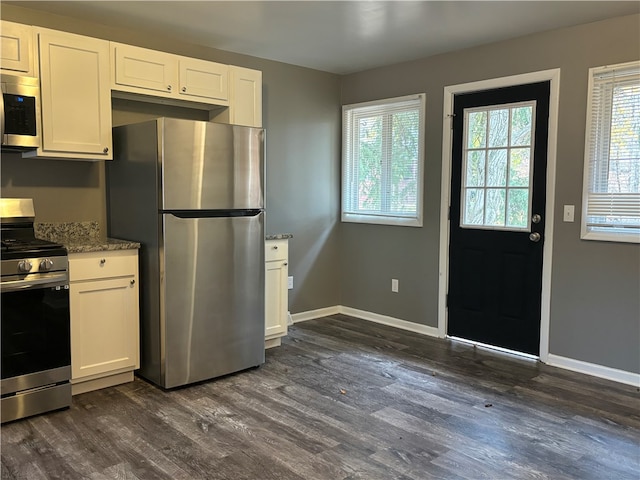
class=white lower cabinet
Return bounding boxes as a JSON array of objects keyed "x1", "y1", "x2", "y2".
[
  {"x1": 69, "y1": 250, "x2": 139, "y2": 394},
  {"x1": 265, "y1": 239, "x2": 289, "y2": 348}
]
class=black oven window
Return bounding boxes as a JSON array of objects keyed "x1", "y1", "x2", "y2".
[{"x1": 1, "y1": 286, "x2": 70, "y2": 380}]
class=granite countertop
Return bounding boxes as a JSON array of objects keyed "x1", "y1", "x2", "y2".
[
  {"x1": 266, "y1": 233, "x2": 293, "y2": 240},
  {"x1": 35, "y1": 221, "x2": 141, "y2": 254}
]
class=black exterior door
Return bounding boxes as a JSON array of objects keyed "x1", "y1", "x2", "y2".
[{"x1": 447, "y1": 82, "x2": 550, "y2": 356}]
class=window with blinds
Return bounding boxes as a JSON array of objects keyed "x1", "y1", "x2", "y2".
[
  {"x1": 582, "y1": 61, "x2": 640, "y2": 243},
  {"x1": 342, "y1": 94, "x2": 425, "y2": 226}
]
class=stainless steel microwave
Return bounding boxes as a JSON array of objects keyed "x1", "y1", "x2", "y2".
[{"x1": 1, "y1": 74, "x2": 41, "y2": 150}]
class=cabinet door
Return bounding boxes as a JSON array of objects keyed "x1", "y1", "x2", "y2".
[
  {"x1": 70, "y1": 276, "x2": 139, "y2": 380},
  {"x1": 265, "y1": 259, "x2": 288, "y2": 339},
  {"x1": 112, "y1": 43, "x2": 177, "y2": 95},
  {"x1": 37, "y1": 28, "x2": 112, "y2": 159},
  {"x1": 0, "y1": 21, "x2": 33, "y2": 75},
  {"x1": 179, "y1": 57, "x2": 228, "y2": 102},
  {"x1": 229, "y1": 66, "x2": 262, "y2": 127}
]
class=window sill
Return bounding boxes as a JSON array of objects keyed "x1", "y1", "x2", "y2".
[
  {"x1": 580, "y1": 230, "x2": 640, "y2": 244},
  {"x1": 341, "y1": 213, "x2": 423, "y2": 227}
]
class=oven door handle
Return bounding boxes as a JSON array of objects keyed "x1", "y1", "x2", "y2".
[{"x1": 1, "y1": 273, "x2": 69, "y2": 293}]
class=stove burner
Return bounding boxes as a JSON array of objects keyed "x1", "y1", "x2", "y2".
[
  {"x1": 1, "y1": 237, "x2": 64, "y2": 251},
  {"x1": 0, "y1": 199, "x2": 68, "y2": 273}
]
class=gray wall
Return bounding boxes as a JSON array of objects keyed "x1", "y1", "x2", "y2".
[
  {"x1": 341, "y1": 14, "x2": 640, "y2": 373},
  {"x1": 0, "y1": 4, "x2": 342, "y2": 314},
  {"x1": 2, "y1": 4, "x2": 638, "y2": 374}
]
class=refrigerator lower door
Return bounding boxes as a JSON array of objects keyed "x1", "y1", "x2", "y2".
[{"x1": 160, "y1": 212, "x2": 265, "y2": 388}]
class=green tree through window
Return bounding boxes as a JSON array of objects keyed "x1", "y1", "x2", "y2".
[{"x1": 343, "y1": 94, "x2": 425, "y2": 227}]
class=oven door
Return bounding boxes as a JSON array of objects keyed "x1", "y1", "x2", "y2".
[{"x1": 1, "y1": 274, "x2": 71, "y2": 395}]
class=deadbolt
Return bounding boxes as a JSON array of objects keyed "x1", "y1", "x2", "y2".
[{"x1": 532, "y1": 214, "x2": 542, "y2": 224}]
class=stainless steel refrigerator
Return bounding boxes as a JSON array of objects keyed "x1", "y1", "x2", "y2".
[{"x1": 107, "y1": 118, "x2": 265, "y2": 388}]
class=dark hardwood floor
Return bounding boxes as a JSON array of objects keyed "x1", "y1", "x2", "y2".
[{"x1": 2, "y1": 314, "x2": 639, "y2": 479}]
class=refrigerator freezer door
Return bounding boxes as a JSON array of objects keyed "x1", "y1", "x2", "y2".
[
  {"x1": 160, "y1": 212, "x2": 265, "y2": 388},
  {"x1": 160, "y1": 118, "x2": 264, "y2": 211}
]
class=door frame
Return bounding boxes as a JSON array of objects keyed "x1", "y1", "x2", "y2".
[{"x1": 438, "y1": 69, "x2": 560, "y2": 363}]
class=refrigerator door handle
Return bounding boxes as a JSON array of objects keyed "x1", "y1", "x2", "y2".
[{"x1": 166, "y1": 209, "x2": 263, "y2": 219}]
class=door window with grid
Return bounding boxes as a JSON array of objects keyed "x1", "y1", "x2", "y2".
[{"x1": 461, "y1": 101, "x2": 536, "y2": 231}]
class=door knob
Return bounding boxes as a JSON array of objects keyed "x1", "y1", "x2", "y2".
[{"x1": 529, "y1": 232, "x2": 541, "y2": 242}]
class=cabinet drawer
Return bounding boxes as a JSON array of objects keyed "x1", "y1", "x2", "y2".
[
  {"x1": 265, "y1": 240, "x2": 288, "y2": 262},
  {"x1": 69, "y1": 250, "x2": 138, "y2": 282}
]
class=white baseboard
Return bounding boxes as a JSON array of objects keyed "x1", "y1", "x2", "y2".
[
  {"x1": 546, "y1": 354, "x2": 640, "y2": 387},
  {"x1": 291, "y1": 306, "x2": 340, "y2": 323},
  {"x1": 338, "y1": 306, "x2": 440, "y2": 338},
  {"x1": 291, "y1": 305, "x2": 639, "y2": 387},
  {"x1": 292, "y1": 305, "x2": 439, "y2": 338}
]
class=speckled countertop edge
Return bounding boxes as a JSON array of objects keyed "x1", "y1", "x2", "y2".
[
  {"x1": 266, "y1": 233, "x2": 293, "y2": 240},
  {"x1": 36, "y1": 222, "x2": 287, "y2": 252},
  {"x1": 35, "y1": 222, "x2": 141, "y2": 254}
]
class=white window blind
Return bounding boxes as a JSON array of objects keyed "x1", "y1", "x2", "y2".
[
  {"x1": 342, "y1": 94, "x2": 425, "y2": 227},
  {"x1": 582, "y1": 61, "x2": 640, "y2": 243}
]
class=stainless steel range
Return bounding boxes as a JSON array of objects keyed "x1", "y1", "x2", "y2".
[{"x1": 0, "y1": 198, "x2": 71, "y2": 423}]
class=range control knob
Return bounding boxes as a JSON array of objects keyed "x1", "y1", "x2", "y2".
[
  {"x1": 18, "y1": 260, "x2": 33, "y2": 273},
  {"x1": 40, "y1": 259, "x2": 54, "y2": 271}
]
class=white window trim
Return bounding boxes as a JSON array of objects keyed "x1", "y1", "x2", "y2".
[
  {"x1": 581, "y1": 60, "x2": 640, "y2": 244},
  {"x1": 341, "y1": 93, "x2": 426, "y2": 227}
]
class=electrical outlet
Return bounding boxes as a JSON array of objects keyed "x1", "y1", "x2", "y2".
[
  {"x1": 288, "y1": 276, "x2": 293, "y2": 290},
  {"x1": 391, "y1": 278, "x2": 399, "y2": 293}
]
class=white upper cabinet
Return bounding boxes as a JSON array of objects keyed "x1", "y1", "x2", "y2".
[
  {"x1": 112, "y1": 43, "x2": 177, "y2": 94},
  {"x1": 111, "y1": 42, "x2": 229, "y2": 106},
  {"x1": 0, "y1": 21, "x2": 35, "y2": 75},
  {"x1": 29, "y1": 28, "x2": 112, "y2": 160},
  {"x1": 179, "y1": 57, "x2": 228, "y2": 102},
  {"x1": 2, "y1": 21, "x2": 262, "y2": 160},
  {"x1": 228, "y1": 66, "x2": 262, "y2": 127}
]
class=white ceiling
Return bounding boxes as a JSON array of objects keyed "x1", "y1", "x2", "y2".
[{"x1": 8, "y1": 1, "x2": 640, "y2": 74}]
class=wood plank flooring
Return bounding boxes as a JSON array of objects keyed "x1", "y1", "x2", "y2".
[{"x1": 2, "y1": 314, "x2": 639, "y2": 479}]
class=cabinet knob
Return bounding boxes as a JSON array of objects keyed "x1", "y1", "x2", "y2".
[
  {"x1": 181, "y1": 86, "x2": 187, "y2": 93},
  {"x1": 103, "y1": 147, "x2": 109, "y2": 154},
  {"x1": 283, "y1": 262, "x2": 288, "y2": 266},
  {"x1": 130, "y1": 279, "x2": 136, "y2": 285},
  {"x1": 100, "y1": 258, "x2": 106, "y2": 265},
  {"x1": 273, "y1": 245, "x2": 278, "y2": 250},
  {"x1": 167, "y1": 85, "x2": 172, "y2": 91}
]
